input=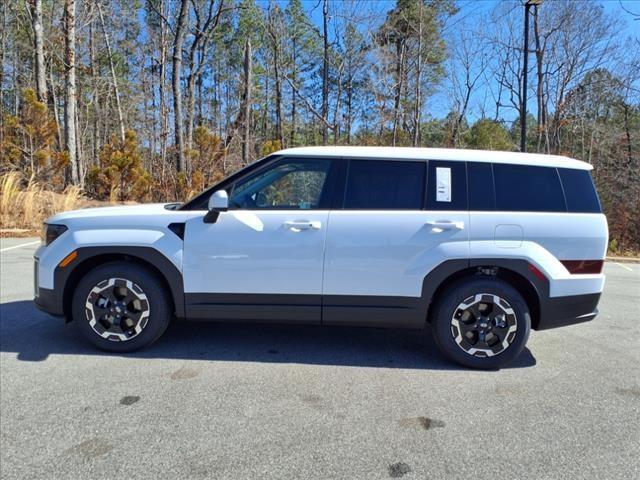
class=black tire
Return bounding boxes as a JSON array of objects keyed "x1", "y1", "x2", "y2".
[
  {"x1": 72, "y1": 261, "x2": 172, "y2": 352},
  {"x1": 431, "y1": 277, "x2": 531, "y2": 369}
]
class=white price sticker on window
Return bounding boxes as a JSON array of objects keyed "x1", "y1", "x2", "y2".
[{"x1": 436, "y1": 167, "x2": 451, "y2": 202}]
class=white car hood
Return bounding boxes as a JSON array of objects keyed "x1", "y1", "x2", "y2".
[{"x1": 47, "y1": 203, "x2": 202, "y2": 228}]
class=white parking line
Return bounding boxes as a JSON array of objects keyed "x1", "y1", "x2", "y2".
[
  {"x1": 615, "y1": 262, "x2": 633, "y2": 272},
  {"x1": 0, "y1": 240, "x2": 41, "y2": 253}
]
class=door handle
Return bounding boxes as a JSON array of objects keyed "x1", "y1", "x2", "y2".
[
  {"x1": 283, "y1": 220, "x2": 321, "y2": 231},
  {"x1": 426, "y1": 220, "x2": 464, "y2": 230}
]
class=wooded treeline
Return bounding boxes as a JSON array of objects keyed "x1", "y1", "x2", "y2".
[{"x1": 1, "y1": 0, "x2": 639, "y2": 251}]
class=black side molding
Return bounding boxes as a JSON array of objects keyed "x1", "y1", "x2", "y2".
[{"x1": 185, "y1": 293, "x2": 321, "y2": 323}]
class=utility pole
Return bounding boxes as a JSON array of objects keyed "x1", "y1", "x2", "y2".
[{"x1": 521, "y1": 0, "x2": 542, "y2": 153}]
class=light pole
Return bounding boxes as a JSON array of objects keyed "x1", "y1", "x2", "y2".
[{"x1": 521, "y1": 0, "x2": 542, "y2": 153}]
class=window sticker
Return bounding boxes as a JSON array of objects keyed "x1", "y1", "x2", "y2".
[{"x1": 436, "y1": 167, "x2": 451, "y2": 202}]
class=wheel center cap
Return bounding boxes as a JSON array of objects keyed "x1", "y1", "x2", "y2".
[{"x1": 479, "y1": 322, "x2": 488, "y2": 328}]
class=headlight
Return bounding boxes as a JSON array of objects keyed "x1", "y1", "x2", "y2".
[{"x1": 44, "y1": 224, "x2": 68, "y2": 246}]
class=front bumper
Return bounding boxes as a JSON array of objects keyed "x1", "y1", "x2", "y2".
[
  {"x1": 33, "y1": 255, "x2": 64, "y2": 317},
  {"x1": 536, "y1": 292, "x2": 601, "y2": 330},
  {"x1": 34, "y1": 287, "x2": 64, "y2": 316}
]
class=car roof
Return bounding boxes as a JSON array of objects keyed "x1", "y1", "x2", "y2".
[{"x1": 274, "y1": 146, "x2": 593, "y2": 170}]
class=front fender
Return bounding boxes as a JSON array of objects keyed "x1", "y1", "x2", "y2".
[{"x1": 36, "y1": 227, "x2": 186, "y2": 319}]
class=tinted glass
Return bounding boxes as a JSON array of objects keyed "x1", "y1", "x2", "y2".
[
  {"x1": 426, "y1": 161, "x2": 467, "y2": 210},
  {"x1": 558, "y1": 168, "x2": 602, "y2": 213},
  {"x1": 229, "y1": 159, "x2": 332, "y2": 209},
  {"x1": 344, "y1": 160, "x2": 425, "y2": 209},
  {"x1": 467, "y1": 162, "x2": 495, "y2": 211},
  {"x1": 493, "y1": 164, "x2": 566, "y2": 212}
]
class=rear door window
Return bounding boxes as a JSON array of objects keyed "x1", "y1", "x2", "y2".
[
  {"x1": 343, "y1": 160, "x2": 425, "y2": 209},
  {"x1": 558, "y1": 168, "x2": 602, "y2": 213},
  {"x1": 426, "y1": 161, "x2": 467, "y2": 210},
  {"x1": 493, "y1": 163, "x2": 566, "y2": 212}
]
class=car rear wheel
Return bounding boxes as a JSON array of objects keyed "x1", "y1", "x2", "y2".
[
  {"x1": 72, "y1": 262, "x2": 171, "y2": 352},
  {"x1": 431, "y1": 277, "x2": 531, "y2": 369}
]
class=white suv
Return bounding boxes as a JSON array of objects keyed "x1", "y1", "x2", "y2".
[{"x1": 34, "y1": 147, "x2": 608, "y2": 368}]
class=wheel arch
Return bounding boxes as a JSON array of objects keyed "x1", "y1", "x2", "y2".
[
  {"x1": 58, "y1": 247, "x2": 185, "y2": 322},
  {"x1": 422, "y1": 259, "x2": 545, "y2": 330}
]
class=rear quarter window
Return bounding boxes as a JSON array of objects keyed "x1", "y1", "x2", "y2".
[
  {"x1": 493, "y1": 163, "x2": 566, "y2": 212},
  {"x1": 558, "y1": 168, "x2": 602, "y2": 213}
]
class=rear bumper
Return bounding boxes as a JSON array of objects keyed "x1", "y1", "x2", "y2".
[{"x1": 536, "y1": 292, "x2": 601, "y2": 330}]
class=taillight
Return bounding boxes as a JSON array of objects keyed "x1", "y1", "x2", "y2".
[{"x1": 560, "y1": 260, "x2": 604, "y2": 274}]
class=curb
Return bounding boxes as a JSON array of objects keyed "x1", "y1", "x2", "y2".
[{"x1": 606, "y1": 256, "x2": 640, "y2": 264}]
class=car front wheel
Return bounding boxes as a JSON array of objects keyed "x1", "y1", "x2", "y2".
[{"x1": 72, "y1": 262, "x2": 171, "y2": 352}]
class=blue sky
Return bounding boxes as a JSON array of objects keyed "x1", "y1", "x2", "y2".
[{"x1": 301, "y1": 0, "x2": 640, "y2": 123}]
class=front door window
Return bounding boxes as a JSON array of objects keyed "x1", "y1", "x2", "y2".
[{"x1": 229, "y1": 159, "x2": 332, "y2": 210}]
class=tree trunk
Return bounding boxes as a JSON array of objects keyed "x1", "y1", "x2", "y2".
[
  {"x1": 290, "y1": 41, "x2": 297, "y2": 146},
  {"x1": 392, "y1": 40, "x2": 406, "y2": 147},
  {"x1": 346, "y1": 75, "x2": 352, "y2": 144},
  {"x1": 197, "y1": 46, "x2": 203, "y2": 126},
  {"x1": 48, "y1": 62, "x2": 63, "y2": 150},
  {"x1": 623, "y1": 103, "x2": 633, "y2": 166},
  {"x1": 533, "y1": 7, "x2": 548, "y2": 153},
  {"x1": 0, "y1": 3, "x2": 7, "y2": 141},
  {"x1": 214, "y1": 56, "x2": 221, "y2": 138},
  {"x1": 89, "y1": 18, "x2": 100, "y2": 165},
  {"x1": 412, "y1": 2, "x2": 423, "y2": 147},
  {"x1": 98, "y1": 3, "x2": 125, "y2": 144},
  {"x1": 75, "y1": 104, "x2": 84, "y2": 187},
  {"x1": 31, "y1": 0, "x2": 48, "y2": 104},
  {"x1": 185, "y1": 56, "x2": 198, "y2": 159},
  {"x1": 172, "y1": 0, "x2": 189, "y2": 173},
  {"x1": 242, "y1": 39, "x2": 252, "y2": 165},
  {"x1": 159, "y1": 0, "x2": 168, "y2": 181},
  {"x1": 273, "y1": 45, "x2": 283, "y2": 147},
  {"x1": 64, "y1": 0, "x2": 79, "y2": 184},
  {"x1": 321, "y1": 0, "x2": 329, "y2": 145}
]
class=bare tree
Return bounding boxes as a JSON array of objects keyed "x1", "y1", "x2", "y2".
[
  {"x1": 321, "y1": 0, "x2": 329, "y2": 145},
  {"x1": 449, "y1": 26, "x2": 488, "y2": 146},
  {"x1": 29, "y1": 0, "x2": 47, "y2": 104},
  {"x1": 64, "y1": 0, "x2": 79, "y2": 184},
  {"x1": 97, "y1": 2, "x2": 125, "y2": 143},
  {"x1": 0, "y1": 3, "x2": 7, "y2": 134},
  {"x1": 185, "y1": 0, "x2": 225, "y2": 157},
  {"x1": 172, "y1": 0, "x2": 189, "y2": 173},
  {"x1": 242, "y1": 38, "x2": 252, "y2": 165},
  {"x1": 266, "y1": 2, "x2": 285, "y2": 147}
]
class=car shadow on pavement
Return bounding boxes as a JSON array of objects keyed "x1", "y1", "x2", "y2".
[{"x1": 0, "y1": 300, "x2": 536, "y2": 370}]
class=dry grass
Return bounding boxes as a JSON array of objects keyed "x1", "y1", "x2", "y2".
[{"x1": 0, "y1": 172, "x2": 83, "y2": 233}]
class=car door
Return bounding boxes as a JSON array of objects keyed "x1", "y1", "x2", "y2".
[
  {"x1": 322, "y1": 158, "x2": 469, "y2": 327},
  {"x1": 183, "y1": 157, "x2": 337, "y2": 323}
]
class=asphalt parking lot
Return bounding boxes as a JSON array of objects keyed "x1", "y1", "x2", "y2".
[{"x1": 1, "y1": 237, "x2": 639, "y2": 480}]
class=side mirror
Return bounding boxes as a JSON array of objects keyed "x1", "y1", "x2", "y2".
[{"x1": 204, "y1": 190, "x2": 229, "y2": 224}]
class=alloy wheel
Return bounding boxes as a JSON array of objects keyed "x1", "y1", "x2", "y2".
[
  {"x1": 450, "y1": 293, "x2": 518, "y2": 357},
  {"x1": 84, "y1": 278, "x2": 150, "y2": 342}
]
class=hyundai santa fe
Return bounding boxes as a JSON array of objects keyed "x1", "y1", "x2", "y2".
[{"x1": 34, "y1": 146, "x2": 608, "y2": 368}]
